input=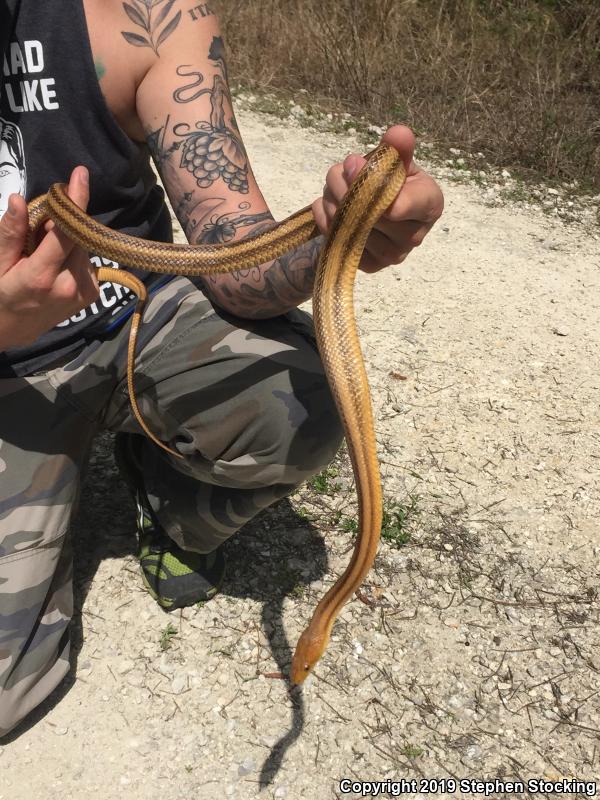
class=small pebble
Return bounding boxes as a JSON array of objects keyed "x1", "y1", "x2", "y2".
[
  {"x1": 172, "y1": 674, "x2": 188, "y2": 694},
  {"x1": 78, "y1": 660, "x2": 93, "y2": 677},
  {"x1": 238, "y1": 757, "x2": 256, "y2": 777},
  {"x1": 541, "y1": 238, "x2": 558, "y2": 250},
  {"x1": 462, "y1": 744, "x2": 483, "y2": 764}
]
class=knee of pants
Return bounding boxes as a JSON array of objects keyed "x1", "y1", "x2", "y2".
[
  {"x1": 257, "y1": 366, "x2": 344, "y2": 483},
  {"x1": 180, "y1": 353, "x2": 345, "y2": 490}
]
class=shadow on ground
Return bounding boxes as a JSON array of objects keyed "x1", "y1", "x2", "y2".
[{"x1": 2, "y1": 430, "x2": 329, "y2": 783}]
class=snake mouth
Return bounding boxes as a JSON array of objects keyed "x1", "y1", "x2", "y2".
[{"x1": 289, "y1": 655, "x2": 314, "y2": 685}]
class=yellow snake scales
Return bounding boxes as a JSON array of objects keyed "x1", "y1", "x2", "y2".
[{"x1": 26, "y1": 142, "x2": 407, "y2": 683}]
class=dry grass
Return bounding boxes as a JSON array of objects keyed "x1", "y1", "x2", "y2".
[{"x1": 216, "y1": 0, "x2": 600, "y2": 190}]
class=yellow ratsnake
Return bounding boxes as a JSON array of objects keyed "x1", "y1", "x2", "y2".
[{"x1": 26, "y1": 142, "x2": 407, "y2": 684}]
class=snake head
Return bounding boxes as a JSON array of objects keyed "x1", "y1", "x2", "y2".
[{"x1": 290, "y1": 627, "x2": 329, "y2": 685}]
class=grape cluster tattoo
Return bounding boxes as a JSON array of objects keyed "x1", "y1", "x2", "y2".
[
  {"x1": 173, "y1": 38, "x2": 249, "y2": 194},
  {"x1": 141, "y1": 31, "x2": 324, "y2": 318}
]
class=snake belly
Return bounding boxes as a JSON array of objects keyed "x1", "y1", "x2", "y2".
[{"x1": 26, "y1": 142, "x2": 407, "y2": 683}]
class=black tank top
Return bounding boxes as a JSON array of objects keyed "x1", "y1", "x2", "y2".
[{"x1": 0, "y1": 0, "x2": 173, "y2": 376}]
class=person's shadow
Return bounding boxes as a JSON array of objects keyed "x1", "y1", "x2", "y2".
[{"x1": 1, "y1": 430, "x2": 330, "y2": 788}]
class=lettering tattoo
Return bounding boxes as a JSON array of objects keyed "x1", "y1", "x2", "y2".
[
  {"x1": 188, "y1": 3, "x2": 214, "y2": 21},
  {"x1": 121, "y1": 0, "x2": 182, "y2": 55}
]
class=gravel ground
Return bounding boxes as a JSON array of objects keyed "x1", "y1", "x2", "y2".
[{"x1": 2, "y1": 108, "x2": 599, "y2": 800}]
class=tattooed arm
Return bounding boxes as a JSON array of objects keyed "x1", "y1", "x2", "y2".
[
  {"x1": 133, "y1": 2, "x2": 322, "y2": 319},
  {"x1": 131, "y1": 2, "x2": 443, "y2": 315}
]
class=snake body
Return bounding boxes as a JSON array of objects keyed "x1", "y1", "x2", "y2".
[{"x1": 26, "y1": 142, "x2": 407, "y2": 682}]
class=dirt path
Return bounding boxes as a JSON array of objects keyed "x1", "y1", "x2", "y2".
[{"x1": 2, "y1": 109, "x2": 599, "y2": 800}]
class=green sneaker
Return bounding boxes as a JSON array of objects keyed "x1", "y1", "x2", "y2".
[{"x1": 114, "y1": 433, "x2": 225, "y2": 610}]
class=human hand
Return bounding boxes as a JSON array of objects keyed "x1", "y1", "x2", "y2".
[
  {"x1": 0, "y1": 166, "x2": 99, "y2": 350},
  {"x1": 312, "y1": 125, "x2": 444, "y2": 273}
]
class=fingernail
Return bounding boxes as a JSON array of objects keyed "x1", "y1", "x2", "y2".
[
  {"x1": 80, "y1": 168, "x2": 89, "y2": 186},
  {"x1": 343, "y1": 156, "x2": 360, "y2": 183},
  {"x1": 6, "y1": 196, "x2": 16, "y2": 216}
]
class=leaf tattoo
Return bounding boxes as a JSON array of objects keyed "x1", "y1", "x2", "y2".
[{"x1": 121, "y1": 0, "x2": 182, "y2": 55}]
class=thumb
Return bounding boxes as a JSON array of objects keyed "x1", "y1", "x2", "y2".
[
  {"x1": 381, "y1": 124, "x2": 416, "y2": 171},
  {"x1": 0, "y1": 194, "x2": 28, "y2": 276},
  {"x1": 342, "y1": 154, "x2": 366, "y2": 185}
]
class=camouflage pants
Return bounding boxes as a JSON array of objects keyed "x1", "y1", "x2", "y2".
[{"x1": 0, "y1": 277, "x2": 343, "y2": 736}]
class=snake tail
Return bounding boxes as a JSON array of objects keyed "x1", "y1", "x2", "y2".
[
  {"x1": 95, "y1": 267, "x2": 181, "y2": 458},
  {"x1": 23, "y1": 202, "x2": 180, "y2": 457}
]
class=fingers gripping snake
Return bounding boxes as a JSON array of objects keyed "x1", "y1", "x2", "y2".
[{"x1": 26, "y1": 143, "x2": 407, "y2": 683}]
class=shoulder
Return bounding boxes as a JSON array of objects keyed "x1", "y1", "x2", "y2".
[
  {"x1": 83, "y1": 0, "x2": 155, "y2": 86},
  {"x1": 83, "y1": 0, "x2": 222, "y2": 140},
  {"x1": 84, "y1": 0, "x2": 220, "y2": 72}
]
